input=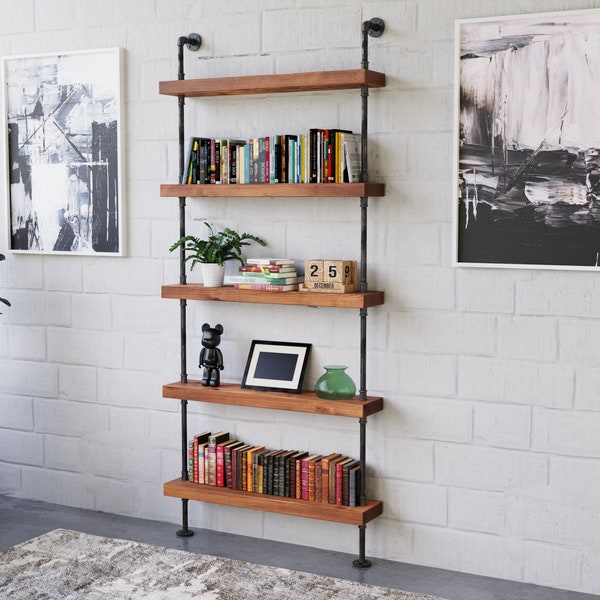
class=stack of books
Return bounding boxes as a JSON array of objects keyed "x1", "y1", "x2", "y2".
[
  {"x1": 226, "y1": 259, "x2": 303, "y2": 292},
  {"x1": 187, "y1": 430, "x2": 362, "y2": 506}
]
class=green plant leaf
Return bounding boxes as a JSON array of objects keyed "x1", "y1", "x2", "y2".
[{"x1": 168, "y1": 222, "x2": 266, "y2": 268}]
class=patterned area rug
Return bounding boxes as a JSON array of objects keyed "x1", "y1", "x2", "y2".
[{"x1": 0, "y1": 529, "x2": 446, "y2": 599}]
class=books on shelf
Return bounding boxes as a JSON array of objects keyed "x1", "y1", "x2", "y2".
[
  {"x1": 182, "y1": 130, "x2": 362, "y2": 185},
  {"x1": 186, "y1": 431, "x2": 362, "y2": 506},
  {"x1": 228, "y1": 259, "x2": 303, "y2": 292}
]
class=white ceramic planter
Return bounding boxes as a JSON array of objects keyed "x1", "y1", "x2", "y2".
[{"x1": 200, "y1": 263, "x2": 225, "y2": 287}]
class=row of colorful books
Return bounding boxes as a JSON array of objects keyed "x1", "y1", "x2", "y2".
[
  {"x1": 225, "y1": 258, "x2": 303, "y2": 292},
  {"x1": 182, "y1": 131, "x2": 361, "y2": 186},
  {"x1": 187, "y1": 431, "x2": 362, "y2": 507}
]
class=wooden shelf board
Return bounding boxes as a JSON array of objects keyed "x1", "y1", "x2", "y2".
[
  {"x1": 163, "y1": 381, "x2": 383, "y2": 418},
  {"x1": 160, "y1": 183, "x2": 385, "y2": 198},
  {"x1": 164, "y1": 479, "x2": 383, "y2": 526},
  {"x1": 161, "y1": 284, "x2": 384, "y2": 308},
  {"x1": 159, "y1": 69, "x2": 386, "y2": 97}
]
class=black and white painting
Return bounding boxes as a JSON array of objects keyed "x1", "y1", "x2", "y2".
[
  {"x1": 3, "y1": 48, "x2": 123, "y2": 255},
  {"x1": 454, "y1": 9, "x2": 600, "y2": 269}
]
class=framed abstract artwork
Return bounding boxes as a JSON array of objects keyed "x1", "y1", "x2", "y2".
[
  {"x1": 241, "y1": 340, "x2": 311, "y2": 394},
  {"x1": 2, "y1": 47, "x2": 124, "y2": 255},
  {"x1": 454, "y1": 9, "x2": 600, "y2": 269}
]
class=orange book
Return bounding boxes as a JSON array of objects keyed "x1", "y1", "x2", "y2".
[
  {"x1": 320, "y1": 453, "x2": 342, "y2": 504},
  {"x1": 246, "y1": 446, "x2": 265, "y2": 492}
]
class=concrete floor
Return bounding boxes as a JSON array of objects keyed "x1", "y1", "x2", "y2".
[{"x1": 0, "y1": 495, "x2": 597, "y2": 600}]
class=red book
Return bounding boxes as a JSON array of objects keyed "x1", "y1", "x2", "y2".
[
  {"x1": 216, "y1": 440, "x2": 239, "y2": 487},
  {"x1": 308, "y1": 455, "x2": 322, "y2": 502},
  {"x1": 231, "y1": 444, "x2": 251, "y2": 490},
  {"x1": 264, "y1": 136, "x2": 270, "y2": 183},
  {"x1": 207, "y1": 432, "x2": 229, "y2": 486},
  {"x1": 224, "y1": 441, "x2": 245, "y2": 488},
  {"x1": 188, "y1": 440, "x2": 194, "y2": 482}
]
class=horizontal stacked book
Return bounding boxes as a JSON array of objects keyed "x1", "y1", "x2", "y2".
[
  {"x1": 226, "y1": 258, "x2": 303, "y2": 292},
  {"x1": 187, "y1": 431, "x2": 362, "y2": 507},
  {"x1": 182, "y1": 131, "x2": 361, "y2": 185}
]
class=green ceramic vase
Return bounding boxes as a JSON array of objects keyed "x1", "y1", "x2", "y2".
[{"x1": 314, "y1": 365, "x2": 356, "y2": 400}]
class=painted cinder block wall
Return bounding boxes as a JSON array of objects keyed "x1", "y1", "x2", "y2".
[{"x1": 1, "y1": 0, "x2": 600, "y2": 594}]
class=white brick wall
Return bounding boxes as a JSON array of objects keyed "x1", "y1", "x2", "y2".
[{"x1": 1, "y1": 0, "x2": 600, "y2": 594}]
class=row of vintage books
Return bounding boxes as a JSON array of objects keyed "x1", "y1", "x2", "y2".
[
  {"x1": 182, "y1": 130, "x2": 361, "y2": 186},
  {"x1": 187, "y1": 431, "x2": 362, "y2": 507},
  {"x1": 224, "y1": 258, "x2": 303, "y2": 292}
]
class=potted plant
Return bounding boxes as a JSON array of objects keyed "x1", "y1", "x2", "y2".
[
  {"x1": 169, "y1": 221, "x2": 266, "y2": 287},
  {"x1": 0, "y1": 253, "x2": 10, "y2": 314}
]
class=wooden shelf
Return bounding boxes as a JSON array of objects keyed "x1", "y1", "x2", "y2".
[
  {"x1": 161, "y1": 284, "x2": 384, "y2": 308},
  {"x1": 160, "y1": 182, "x2": 384, "y2": 198},
  {"x1": 164, "y1": 479, "x2": 383, "y2": 526},
  {"x1": 159, "y1": 69, "x2": 385, "y2": 97},
  {"x1": 163, "y1": 381, "x2": 383, "y2": 418}
]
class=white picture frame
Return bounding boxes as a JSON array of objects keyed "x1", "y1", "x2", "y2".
[{"x1": 2, "y1": 47, "x2": 124, "y2": 255}]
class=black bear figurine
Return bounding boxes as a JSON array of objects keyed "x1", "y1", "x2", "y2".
[{"x1": 199, "y1": 323, "x2": 224, "y2": 387}]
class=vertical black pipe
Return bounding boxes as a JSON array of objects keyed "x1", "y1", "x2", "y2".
[
  {"x1": 353, "y1": 18, "x2": 384, "y2": 568},
  {"x1": 175, "y1": 35, "x2": 195, "y2": 538},
  {"x1": 353, "y1": 525, "x2": 372, "y2": 569}
]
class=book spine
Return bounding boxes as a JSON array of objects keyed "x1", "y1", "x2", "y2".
[
  {"x1": 258, "y1": 137, "x2": 266, "y2": 184},
  {"x1": 234, "y1": 283, "x2": 299, "y2": 292},
  {"x1": 315, "y1": 459, "x2": 322, "y2": 503},
  {"x1": 226, "y1": 275, "x2": 299, "y2": 285},
  {"x1": 198, "y1": 443, "x2": 207, "y2": 484},
  {"x1": 328, "y1": 459, "x2": 341, "y2": 504},
  {"x1": 273, "y1": 454, "x2": 281, "y2": 496},
  {"x1": 342, "y1": 464, "x2": 350, "y2": 505},
  {"x1": 224, "y1": 445, "x2": 234, "y2": 488},
  {"x1": 216, "y1": 444, "x2": 225, "y2": 487},
  {"x1": 210, "y1": 139, "x2": 216, "y2": 184},
  {"x1": 267, "y1": 452, "x2": 277, "y2": 495},
  {"x1": 207, "y1": 445, "x2": 217, "y2": 486},
  {"x1": 321, "y1": 462, "x2": 329, "y2": 503},
  {"x1": 280, "y1": 134, "x2": 287, "y2": 184},
  {"x1": 256, "y1": 452, "x2": 265, "y2": 494},
  {"x1": 335, "y1": 462, "x2": 343, "y2": 505},
  {"x1": 241, "y1": 448, "x2": 249, "y2": 491},
  {"x1": 349, "y1": 465, "x2": 360, "y2": 507},
  {"x1": 308, "y1": 458, "x2": 316, "y2": 501},
  {"x1": 262, "y1": 453, "x2": 269, "y2": 495},
  {"x1": 283, "y1": 453, "x2": 292, "y2": 498},
  {"x1": 188, "y1": 440, "x2": 195, "y2": 482},
  {"x1": 239, "y1": 264, "x2": 291, "y2": 273},
  {"x1": 289, "y1": 457, "x2": 296, "y2": 499},
  {"x1": 300, "y1": 458, "x2": 310, "y2": 501}
]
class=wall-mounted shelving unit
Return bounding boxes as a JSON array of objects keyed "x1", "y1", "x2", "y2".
[{"x1": 160, "y1": 19, "x2": 386, "y2": 568}]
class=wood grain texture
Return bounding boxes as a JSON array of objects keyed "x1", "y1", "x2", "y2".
[
  {"x1": 159, "y1": 69, "x2": 386, "y2": 97},
  {"x1": 164, "y1": 479, "x2": 383, "y2": 525},
  {"x1": 160, "y1": 183, "x2": 385, "y2": 198},
  {"x1": 162, "y1": 381, "x2": 383, "y2": 418},
  {"x1": 161, "y1": 284, "x2": 384, "y2": 308}
]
